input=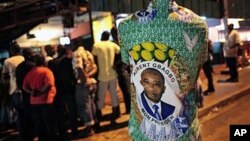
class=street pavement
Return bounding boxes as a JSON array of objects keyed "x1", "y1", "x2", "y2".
[
  {"x1": 198, "y1": 63, "x2": 250, "y2": 118},
  {"x1": 1, "y1": 63, "x2": 250, "y2": 141}
]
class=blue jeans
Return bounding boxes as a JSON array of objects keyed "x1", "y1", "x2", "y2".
[{"x1": 75, "y1": 84, "x2": 95, "y2": 125}]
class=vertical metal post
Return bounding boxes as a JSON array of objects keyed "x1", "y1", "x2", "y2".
[
  {"x1": 87, "y1": 0, "x2": 94, "y2": 49},
  {"x1": 130, "y1": 0, "x2": 133, "y2": 12},
  {"x1": 223, "y1": 0, "x2": 228, "y2": 34}
]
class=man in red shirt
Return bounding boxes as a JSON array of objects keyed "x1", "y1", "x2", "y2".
[{"x1": 22, "y1": 54, "x2": 57, "y2": 141}]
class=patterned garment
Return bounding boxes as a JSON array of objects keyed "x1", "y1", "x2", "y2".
[
  {"x1": 118, "y1": 0, "x2": 208, "y2": 141},
  {"x1": 72, "y1": 46, "x2": 94, "y2": 74}
]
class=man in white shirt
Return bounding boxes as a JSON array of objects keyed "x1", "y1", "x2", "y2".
[
  {"x1": 1, "y1": 42, "x2": 24, "y2": 95},
  {"x1": 92, "y1": 31, "x2": 121, "y2": 125},
  {"x1": 219, "y1": 24, "x2": 241, "y2": 83},
  {"x1": 1, "y1": 42, "x2": 25, "y2": 135}
]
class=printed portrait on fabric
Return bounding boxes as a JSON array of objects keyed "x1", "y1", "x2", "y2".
[
  {"x1": 129, "y1": 42, "x2": 189, "y2": 140},
  {"x1": 118, "y1": 0, "x2": 208, "y2": 140}
]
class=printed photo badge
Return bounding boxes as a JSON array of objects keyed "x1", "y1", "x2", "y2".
[
  {"x1": 129, "y1": 42, "x2": 179, "y2": 93},
  {"x1": 127, "y1": 40, "x2": 187, "y2": 141},
  {"x1": 129, "y1": 42, "x2": 183, "y2": 121}
]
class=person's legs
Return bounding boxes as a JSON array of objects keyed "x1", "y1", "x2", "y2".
[
  {"x1": 75, "y1": 84, "x2": 84, "y2": 120},
  {"x1": 95, "y1": 81, "x2": 108, "y2": 129},
  {"x1": 41, "y1": 104, "x2": 58, "y2": 141},
  {"x1": 64, "y1": 95, "x2": 78, "y2": 137},
  {"x1": 32, "y1": 105, "x2": 43, "y2": 141},
  {"x1": 53, "y1": 96, "x2": 68, "y2": 141},
  {"x1": 227, "y1": 57, "x2": 238, "y2": 81},
  {"x1": 202, "y1": 61, "x2": 214, "y2": 93},
  {"x1": 97, "y1": 81, "x2": 108, "y2": 110},
  {"x1": 108, "y1": 79, "x2": 120, "y2": 124},
  {"x1": 82, "y1": 87, "x2": 95, "y2": 125},
  {"x1": 10, "y1": 92, "x2": 22, "y2": 133},
  {"x1": 89, "y1": 85, "x2": 98, "y2": 124},
  {"x1": 231, "y1": 57, "x2": 239, "y2": 80},
  {"x1": 118, "y1": 75, "x2": 131, "y2": 114},
  {"x1": 81, "y1": 86, "x2": 95, "y2": 137},
  {"x1": 75, "y1": 85, "x2": 94, "y2": 126},
  {"x1": 109, "y1": 79, "x2": 119, "y2": 108},
  {"x1": 22, "y1": 94, "x2": 33, "y2": 141}
]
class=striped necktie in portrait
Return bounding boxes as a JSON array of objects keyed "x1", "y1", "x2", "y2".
[{"x1": 153, "y1": 104, "x2": 161, "y2": 120}]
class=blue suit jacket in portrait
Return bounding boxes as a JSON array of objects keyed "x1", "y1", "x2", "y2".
[{"x1": 140, "y1": 92, "x2": 175, "y2": 120}]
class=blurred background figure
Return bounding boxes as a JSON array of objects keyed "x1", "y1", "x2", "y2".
[
  {"x1": 41, "y1": 45, "x2": 57, "y2": 65},
  {"x1": 22, "y1": 54, "x2": 57, "y2": 141},
  {"x1": 202, "y1": 40, "x2": 215, "y2": 96},
  {"x1": 57, "y1": 46, "x2": 78, "y2": 139},
  {"x1": 72, "y1": 46, "x2": 97, "y2": 137},
  {"x1": 92, "y1": 31, "x2": 120, "y2": 126},
  {"x1": 237, "y1": 42, "x2": 249, "y2": 68},
  {"x1": 15, "y1": 48, "x2": 36, "y2": 141},
  {"x1": 1, "y1": 42, "x2": 24, "y2": 130},
  {"x1": 1, "y1": 42, "x2": 24, "y2": 97},
  {"x1": 218, "y1": 24, "x2": 240, "y2": 83},
  {"x1": 48, "y1": 45, "x2": 78, "y2": 140}
]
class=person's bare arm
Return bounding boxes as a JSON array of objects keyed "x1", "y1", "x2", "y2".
[
  {"x1": 22, "y1": 86, "x2": 33, "y2": 95},
  {"x1": 39, "y1": 84, "x2": 52, "y2": 93},
  {"x1": 77, "y1": 67, "x2": 87, "y2": 83},
  {"x1": 87, "y1": 64, "x2": 97, "y2": 77}
]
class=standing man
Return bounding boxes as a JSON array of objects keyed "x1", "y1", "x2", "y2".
[
  {"x1": 92, "y1": 31, "x2": 121, "y2": 125},
  {"x1": 1, "y1": 42, "x2": 24, "y2": 127},
  {"x1": 72, "y1": 46, "x2": 97, "y2": 137},
  {"x1": 202, "y1": 40, "x2": 215, "y2": 95},
  {"x1": 22, "y1": 54, "x2": 57, "y2": 141},
  {"x1": 15, "y1": 48, "x2": 36, "y2": 141},
  {"x1": 219, "y1": 24, "x2": 241, "y2": 82},
  {"x1": 1, "y1": 42, "x2": 24, "y2": 96},
  {"x1": 57, "y1": 47, "x2": 78, "y2": 139}
]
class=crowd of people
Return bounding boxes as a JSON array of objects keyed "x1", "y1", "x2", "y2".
[{"x1": 0, "y1": 26, "x2": 131, "y2": 141}]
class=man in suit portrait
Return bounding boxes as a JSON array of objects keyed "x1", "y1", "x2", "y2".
[{"x1": 140, "y1": 68, "x2": 175, "y2": 120}]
